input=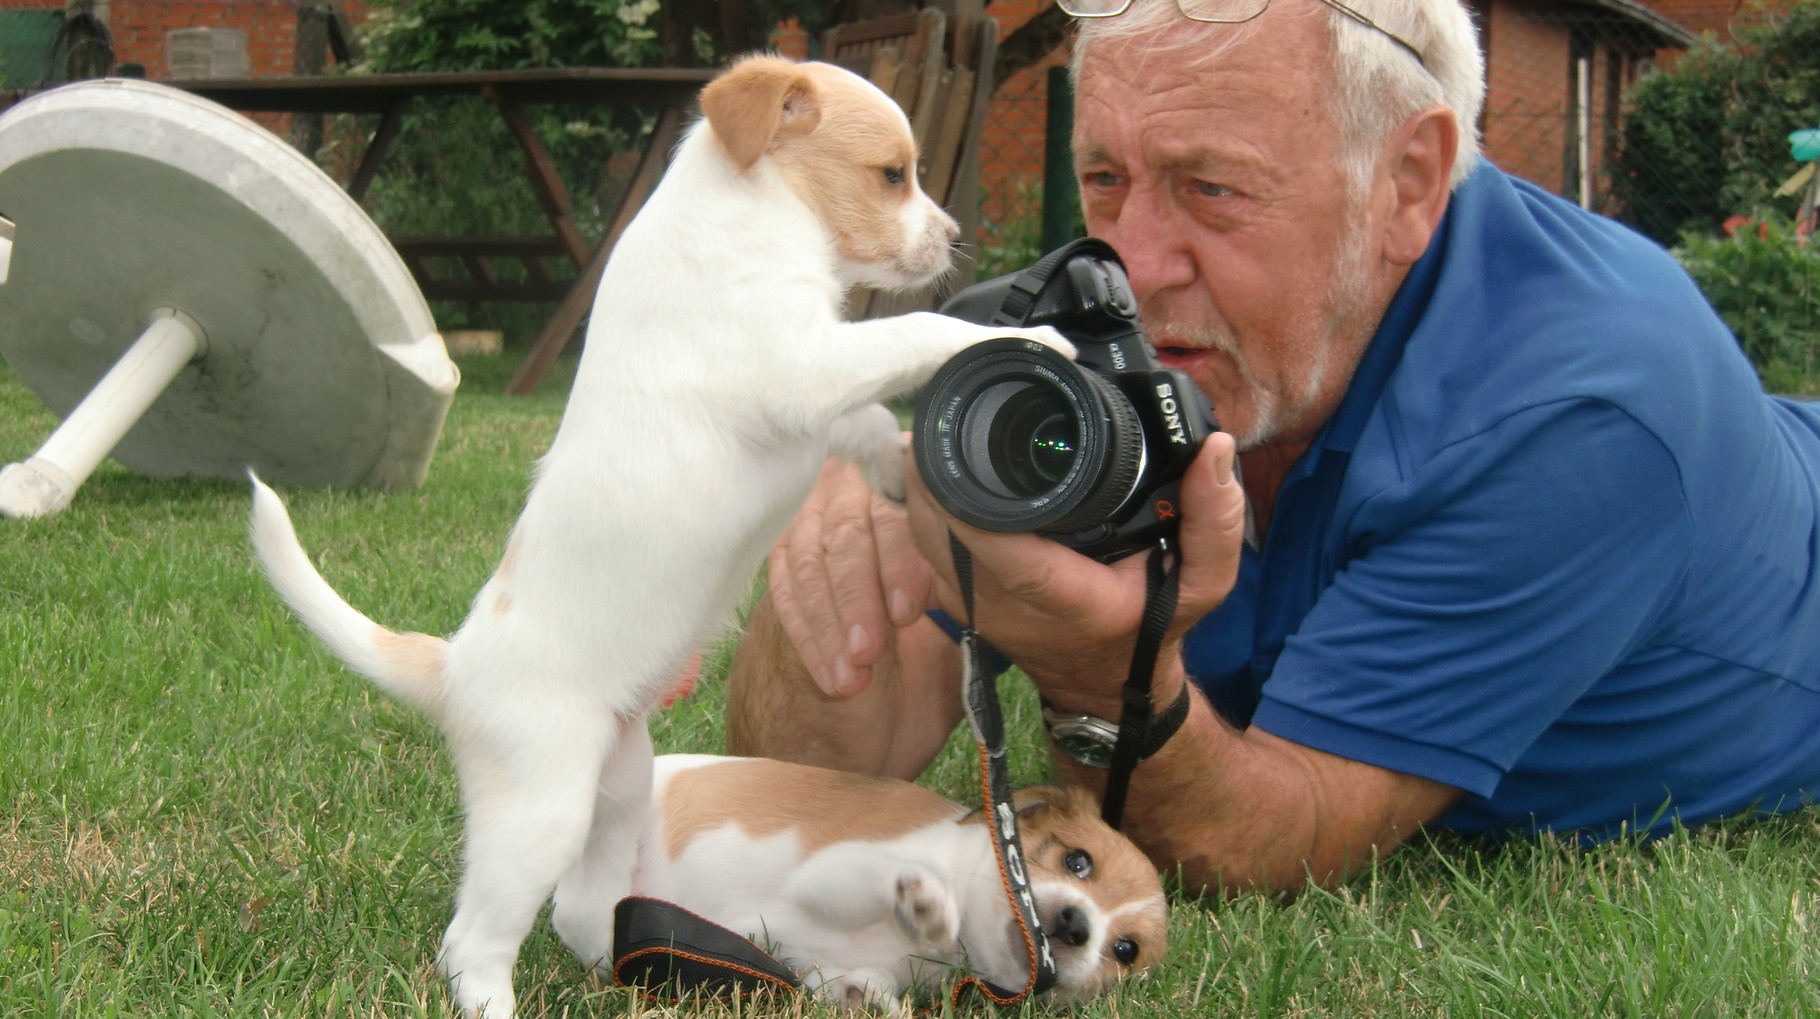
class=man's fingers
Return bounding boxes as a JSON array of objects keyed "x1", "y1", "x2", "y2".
[
  {"x1": 819, "y1": 466, "x2": 894, "y2": 681},
  {"x1": 870, "y1": 489, "x2": 936, "y2": 624},
  {"x1": 770, "y1": 461, "x2": 867, "y2": 695},
  {"x1": 1174, "y1": 430, "x2": 1246, "y2": 621}
]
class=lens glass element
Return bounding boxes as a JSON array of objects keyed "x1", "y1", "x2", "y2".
[{"x1": 987, "y1": 385, "x2": 1078, "y2": 497}]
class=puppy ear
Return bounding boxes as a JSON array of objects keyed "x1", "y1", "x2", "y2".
[
  {"x1": 700, "y1": 56, "x2": 822, "y2": 174},
  {"x1": 1011, "y1": 786, "x2": 1067, "y2": 818}
]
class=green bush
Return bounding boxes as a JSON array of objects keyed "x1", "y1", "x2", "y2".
[
  {"x1": 1613, "y1": 4, "x2": 1820, "y2": 246},
  {"x1": 343, "y1": 0, "x2": 666, "y2": 339},
  {"x1": 1674, "y1": 217, "x2": 1820, "y2": 394}
]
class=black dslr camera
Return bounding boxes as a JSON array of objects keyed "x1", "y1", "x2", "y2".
[{"x1": 913, "y1": 239, "x2": 1218, "y2": 563}]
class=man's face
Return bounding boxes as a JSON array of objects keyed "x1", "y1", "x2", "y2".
[{"x1": 1073, "y1": 14, "x2": 1391, "y2": 450}]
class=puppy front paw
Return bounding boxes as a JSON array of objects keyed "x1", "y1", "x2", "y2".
[
  {"x1": 829, "y1": 404, "x2": 910, "y2": 505},
  {"x1": 1007, "y1": 325, "x2": 1076, "y2": 361},
  {"x1": 893, "y1": 868, "x2": 959, "y2": 953}
]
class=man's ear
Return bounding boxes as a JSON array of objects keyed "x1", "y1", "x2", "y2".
[
  {"x1": 700, "y1": 56, "x2": 822, "y2": 173},
  {"x1": 1379, "y1": 106, "x2": 1458, "y2": 267}
]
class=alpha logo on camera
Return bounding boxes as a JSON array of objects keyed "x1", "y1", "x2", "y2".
[{"x1": 1154, "y1": 382, "x2": 1190, "y2": 446}]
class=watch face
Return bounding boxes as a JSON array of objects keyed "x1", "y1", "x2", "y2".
[{"x1": 1052, "y1": 726, "x2": 1118, "y2": 769}]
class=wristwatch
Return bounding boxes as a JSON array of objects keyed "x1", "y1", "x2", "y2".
[{"x1": 1041, "y1": 684, "x2": 1193, "y2": 769}]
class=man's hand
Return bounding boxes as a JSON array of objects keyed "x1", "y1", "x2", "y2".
[
  {"x1": 903, "y1": 430, "x2": 1246, "y2": 718},
  {"x1": 725, "y1": 456, "x2": 964, "y2": 779},
  {"x1": 766, "y1": 457, "x2": 938, "y2": 696}
]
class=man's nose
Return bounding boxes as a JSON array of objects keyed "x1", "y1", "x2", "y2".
[{"x1": 1098, "y1": 185, "x2": 1195, "y2": 300}]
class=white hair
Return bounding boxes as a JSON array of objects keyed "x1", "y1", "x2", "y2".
[{"x1": 1069, "y1": 0, "x2": 1485, "y2": 192}]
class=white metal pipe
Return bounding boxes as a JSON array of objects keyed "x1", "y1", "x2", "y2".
[
  {"x1": 0, "y1": 214, "x2": 13, "y2": 286},
  {"x1": 0, "y1": 308, "x2": 207, "y2": 518},
  {"x1": 1576, "y1": 56, "x2": 1593, "y2": 210}
]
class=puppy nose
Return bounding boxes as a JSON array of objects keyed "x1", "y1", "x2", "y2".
[
  {"x1": 1051, "y1": 906, "x2": 1091, "y2": 947},
  {"x1": 931, "y1": 203, "x2": 959, "y2": 242}
]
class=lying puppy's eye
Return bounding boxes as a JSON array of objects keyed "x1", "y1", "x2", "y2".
[
  {"x1": 1063, "y1": 848, "x2": 1093, "y2": 879},
  {"x1": 1113, "y1": 937, "x2": 1139, "y2": 966},
  {"x1": 881, "y1": 166, "x2": 905, "y2": 186}
]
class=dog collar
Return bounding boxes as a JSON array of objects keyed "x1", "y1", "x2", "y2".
[{"x1": 1041, "y1": 682, "x2": 1191, "y2": 770}]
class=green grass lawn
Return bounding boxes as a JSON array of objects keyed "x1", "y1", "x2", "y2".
[{"x1": 4, "y1": 352, "x2": 1820, "y2": 1017}]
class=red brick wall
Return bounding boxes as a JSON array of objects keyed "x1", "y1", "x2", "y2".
[
  {"x1": 1644, "y1": 0, "x2": 1785, "y2": 39},
  {"x1": 0, "y1": 0, "x2": 371, "y2": 79},
  {"x1": 978, "y1": 0, "x2": 1070, "y2": 246},
  {"x1": 1482, "y1": 0, "x2": 1572, "y2": 190}
]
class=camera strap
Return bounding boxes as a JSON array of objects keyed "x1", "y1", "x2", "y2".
[
  {"x1": 1101, "y1": 538, "x2": 1181, "y2": 830},
  {"x1": 948, "y1": 531, "x2": 1059, "y2": 1007}
]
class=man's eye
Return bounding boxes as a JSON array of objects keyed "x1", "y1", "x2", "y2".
[
  {"x1": 1084, "y1": 171, "x2": 1122, "y2": 189},
  {"x1": 1113, "y1": 937, "x2": 1139, "y2": 965},
  {"x1": 1063, "y1": 848, "x2": 1094, "y2": 878},
  {"x1": 882, "y1": 166, "x2": 905, "y2": 186},
  {"x1": 1194, "y1": 180, "x2": 1234, "y2": 198}
]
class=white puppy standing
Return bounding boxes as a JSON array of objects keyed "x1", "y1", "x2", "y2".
[{"x1": 249, "y1": 56, "x2": 1070, "y2": 1019}]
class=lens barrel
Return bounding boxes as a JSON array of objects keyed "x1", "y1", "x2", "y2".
[{"x1": 914, "y1": 339, "x2": 1146, "y2": 535}]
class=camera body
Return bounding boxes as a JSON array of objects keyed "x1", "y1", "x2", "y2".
[{"x1": 913, "y1": 238, "x2": 1218, "y2": 562}]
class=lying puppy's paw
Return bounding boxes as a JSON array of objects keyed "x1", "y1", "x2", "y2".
[
  {"x1": 892, "y1": 866, "x2": 959, "y2": 952},
  {"x1": 818, "y1": 967, "x2": 905, "y2": 1016}
]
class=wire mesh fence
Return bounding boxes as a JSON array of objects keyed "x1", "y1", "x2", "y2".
[{"x1": 971, "y1": 3, "x2": 1818, "y2": 250}]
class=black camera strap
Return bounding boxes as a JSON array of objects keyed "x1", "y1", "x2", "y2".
[
  {"x1": 949, "y1": 532, "x2": 1179, "y2": 835},
  {"x1": 1101, "y1": 538, "x2": 1181, "y2": 830},
  {"x1": 948, "y1": 532, "x2": 1059, "y2": 1007}
]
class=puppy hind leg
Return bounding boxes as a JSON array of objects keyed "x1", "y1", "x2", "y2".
[
  {"x1": 438, "y1": 719, "x2": 617, "y2": 1019},
  {"x1": 550, "y1": 720, "x2": 655, "y2": 973}
]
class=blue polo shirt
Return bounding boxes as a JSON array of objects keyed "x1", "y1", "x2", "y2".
[{"x1": 1187, "y1": 159, "x2": 1820, "y2": 840}]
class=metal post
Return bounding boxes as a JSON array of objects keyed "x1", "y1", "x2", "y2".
[{"x1": 1041, "y1": 64, "x2": 1080, "y2": 253}]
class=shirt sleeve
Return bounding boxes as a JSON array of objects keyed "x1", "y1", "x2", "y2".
[{"x1": 1250, "y1": 397, "x2": 1694, "y2": 797}]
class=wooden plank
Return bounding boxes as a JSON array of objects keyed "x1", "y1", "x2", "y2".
[
  {"x1": 893, "y1": 9, "x2": 944, "y2": 117},
  {"x1": 924, "y1": 65, "x2": 973, "y2": 205},
  {"x1": 346, "y1": 97, "x2": 410, "y2": 203},
  {"x1": 485, "y1": 85, "x2": 592, "y2": 268},
  {"x1": 869, "y1": 47, "x2": 902, "y2": 98},
  {"x1": 389, "y1": 236, "x2": 569, "y2": 258},
  {"x1": 506, "y1": 104, "x2": 686, "y2": 395},
  {"x1": 418, "y1": 280, "x2": 574, "y2": 302}
]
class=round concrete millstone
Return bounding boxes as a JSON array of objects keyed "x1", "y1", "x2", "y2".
[{"x1": 0, "y1": 78, "x2": 458, "y2": 489}]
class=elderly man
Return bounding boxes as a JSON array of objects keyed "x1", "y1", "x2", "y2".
[{"x1": 725, "y1": 0, "x2": 1820, "y2": 895}]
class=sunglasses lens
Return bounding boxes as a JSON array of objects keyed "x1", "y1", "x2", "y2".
[
  {"x1": 1177, "y1": 0, "x2": 1268, "y2": 21},
  {"x1": 1060, "y1": 0, "x2": 1132, "y2": 14}
]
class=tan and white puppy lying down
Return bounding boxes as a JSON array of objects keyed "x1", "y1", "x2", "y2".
[
  {"x1": 633, "y1": 755, "x2": 1170, "y2": 1012},
  {"x1": 249, "y1": 54, "x2": 1070, "y2": 1019}
]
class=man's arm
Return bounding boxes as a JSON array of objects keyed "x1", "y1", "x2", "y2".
[
  {"x1": 904, "y1": 432, "x2": 1461, "y2": 895},
  {"x1": 1051, "y1": 660, "x2": 1462, "y2": 894}
]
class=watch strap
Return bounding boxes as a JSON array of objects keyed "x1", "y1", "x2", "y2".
[{"x1": 1042, "y1": 680, "x2": 1193, "y2": 766}]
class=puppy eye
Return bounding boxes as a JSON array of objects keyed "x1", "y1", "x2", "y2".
[
  {"x1": 1113, "y1": 938, "x2": 1139, "y2": 966},
  {"x1": 882, "y1": 166, "x2": 905, "y2": 186},
  {"x1": 1063, "y1": 848, "x2": 1093, "y2": 879}
]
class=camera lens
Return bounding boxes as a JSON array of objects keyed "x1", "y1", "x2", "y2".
[
  {"x1": 989, "y1": 386, "x2": 1078, "y2": 496},
  {"x1": 914, "y1": 339, "x2": 1145, "y2": 535}
]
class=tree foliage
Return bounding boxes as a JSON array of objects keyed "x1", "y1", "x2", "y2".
[
  {"x1": 361, "y1": 0, "x2": 665, "y2": 72},
  {"x1": 1613, "y1": 4, "x2": 1820, "y2": 245}
]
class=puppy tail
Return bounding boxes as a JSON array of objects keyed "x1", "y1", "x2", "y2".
[{"x1": 247, "y1": 472, "x2": 446, "y2": 719}]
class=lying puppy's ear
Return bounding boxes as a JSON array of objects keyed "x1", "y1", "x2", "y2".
[
  {"x1": 701, "y1": 56, "x2": 822, "y2": 173},
  {"x1": 1011, "y1": 786, "x2": 1067, "y2": 818}
]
